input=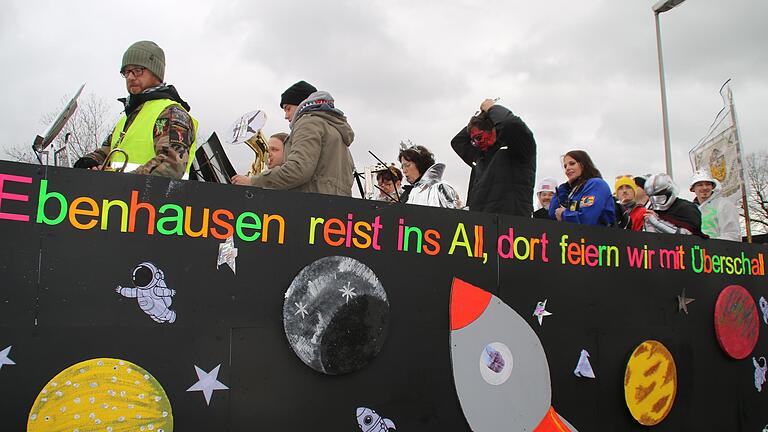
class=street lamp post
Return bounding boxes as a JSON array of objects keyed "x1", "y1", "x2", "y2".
[{"x1": 652, "y1": 0, "x2": 686, "y2": 179}]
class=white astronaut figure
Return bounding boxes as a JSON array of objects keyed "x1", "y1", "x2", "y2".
[{"x1": 116, "y1": 262, "x2": 177, "y2": 323}]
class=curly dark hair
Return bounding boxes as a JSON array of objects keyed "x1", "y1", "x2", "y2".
[
  {"x1": 398, "y1": 145, "x2": 435, "y2": 176},
  {"x1": 563, "y1": 150, "x2": 602, "y2": 183}
]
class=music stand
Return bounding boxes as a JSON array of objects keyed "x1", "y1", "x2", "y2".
[
  {"x1": 190, "y1": 132, "x2": 237, "y2": 183},
  {"x1": 33, "y1": 84, "x2": 85, "y2": 165}
]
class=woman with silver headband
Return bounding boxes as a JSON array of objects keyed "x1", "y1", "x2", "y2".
[{"x1": 398, "y1": 144, "x2": 462, "y2": 209}]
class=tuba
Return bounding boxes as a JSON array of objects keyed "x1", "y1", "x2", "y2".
[{"x1": 245, "y1": 130, "x2": 269, "y2": 176}]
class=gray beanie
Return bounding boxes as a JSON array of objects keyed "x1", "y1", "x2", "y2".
[{"x1": 121, "y1": 41, "x2": 165, "y2": 82}]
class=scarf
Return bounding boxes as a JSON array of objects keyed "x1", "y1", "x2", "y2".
[{"x1": 122, "y1": 84, "x2": 191, "y2": 116}]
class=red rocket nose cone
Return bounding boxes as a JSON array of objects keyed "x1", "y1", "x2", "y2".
[
  {"x1": 534, "y1": 407, "x2": 574, "y2": 431},
  {"x1": 450, "y1": 278, "x2": 492, "y2": 330}
]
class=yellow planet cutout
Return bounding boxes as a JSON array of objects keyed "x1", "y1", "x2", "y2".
[
  {"x1": 624, "y1": 340, "x2": 677, "y2": 426},
  {"x1": 27, "y1": 357, "x2": 173, "y2": 432}
]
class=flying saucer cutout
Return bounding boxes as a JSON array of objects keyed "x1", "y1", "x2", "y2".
[
  {"x1": 450, "y1": 277, "x2": 555, "y2": 431},
  {"x1": 714, "y1": 285, "x2": 759, "y2": 359},
  {"x1": 27, "y1": 358, "x2": 173, "y2": 432},
  {"x1": 356, "y1": 407, "x2": 396, "y2": 431},
  {"x1": 624, "y1": 340, "x2": 677, "y2": 426},
  {"x1": 283, "y1": 256, "x2": 389, "y2": 375}
]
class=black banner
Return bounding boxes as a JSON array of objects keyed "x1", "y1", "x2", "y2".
[{"x1": 0, "y1": 161, "x2": 766, "y2": 431}]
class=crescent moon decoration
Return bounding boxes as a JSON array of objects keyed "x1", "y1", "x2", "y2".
[
  {"x1": 449, "y1": 277, "x2": 577, "y2": 431},
  {"x1": 283, "y1": 256, "x2": 390, "y2": 375},
  {"x1": 624, "y1": 340, "x2": 677, "y2": 426},
  {"x1": 27, "y1": 358, "x2": 173, "y2": 432},
  {"x1": 714, "y1": 284, "x2": 760, "y2": 360}
]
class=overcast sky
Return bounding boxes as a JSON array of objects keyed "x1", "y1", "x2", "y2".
[{"x1": 1, "y1": 0, "x2": 765, "y2": 203}]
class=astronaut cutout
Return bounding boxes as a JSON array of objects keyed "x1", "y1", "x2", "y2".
[{"x1": 116, "y1": 262, "x2": 177, "y2": 323}]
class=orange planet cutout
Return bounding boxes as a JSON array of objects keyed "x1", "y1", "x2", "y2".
[
  {"x1": 27, "y1": 357, "x2": 173, "y2": 432},
  {"x1": 623, "y1": 340, "x2": 677, "y2": 426}
]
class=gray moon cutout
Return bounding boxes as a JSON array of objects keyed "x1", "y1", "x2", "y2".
[{"x1": 283, "y1": 256, "x2": 390, "y2": 375}]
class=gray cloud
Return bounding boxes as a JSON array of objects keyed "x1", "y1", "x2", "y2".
[{"x1": 1, "y1": 0, "x2": 764, "y2": 205}]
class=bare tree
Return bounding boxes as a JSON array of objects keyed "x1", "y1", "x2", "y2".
[
  {"x1": 744, "y1": 151, "x2": 768, "y2": 234},
  {"x1": 2, "y1": 93, "x2": 116, "y2": 165},
  {"x1": 3, "y1": 145, "x2": 36, "y2": 163}
]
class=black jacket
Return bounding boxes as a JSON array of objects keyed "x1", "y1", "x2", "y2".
[
  {"x1": 532, "y1": 207, "x2": 550, "y2": 219},
  {"x1": 658, "y1": 198, "x2": 707, "y2": 238},
  {"x1": 451, "y1": 105, "x2": 536, "y2": 217}
]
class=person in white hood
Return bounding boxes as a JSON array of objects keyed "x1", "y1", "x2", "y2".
[{"x1": 690, "y1": 170, "x2": 741, "y2": 241}]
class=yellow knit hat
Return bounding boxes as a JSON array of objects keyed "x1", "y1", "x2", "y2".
[{"x1": 614, "y1": 176, "x2": 637, "y2": 195}]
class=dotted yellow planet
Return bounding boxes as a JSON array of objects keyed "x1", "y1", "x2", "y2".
[
  {"x1": 623, "y1": 340, "x2": 677, "y2": 426},
  {"x1": 27, "y1": 358, "x2": 173, "y2": 432}
]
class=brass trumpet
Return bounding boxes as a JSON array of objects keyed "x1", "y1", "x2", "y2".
[
  {"x1": 100, "y1": 148, "x2": 129, "y2": 172},
  {"x1": 245, "y1": 130, "x2": 269, "y2": 176}
]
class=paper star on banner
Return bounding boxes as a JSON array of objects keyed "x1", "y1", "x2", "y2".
[
  {"x1": 677, "y1": 288, "x2": 695, "y2": 315},
  {"x1": 0, "y1": 346, "x2": 15, "y2": 370},
  {"x1": 294, "y1": 302, "x2": 309, "y2": 319},
  {"x1": 217, "y1": 236, "x2": 238, "y2": 274},
  {"x1": 186, "y1": 364, "x2": 229, "y2": 406},
  {"x1": 339, "y1": 282, "x2": 357, "y2": 304},
  {"x1": 533, "y1": 299, "x2": 553, "y2": 326}
]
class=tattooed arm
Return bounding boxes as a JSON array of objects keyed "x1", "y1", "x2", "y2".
[{"x1": 132, "y1": 105, "x2": 194, "y2": 178}]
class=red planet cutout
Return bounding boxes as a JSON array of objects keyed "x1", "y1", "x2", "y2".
[{"x1": 714, "y1": 285, "x2": 759, "y2": 359}]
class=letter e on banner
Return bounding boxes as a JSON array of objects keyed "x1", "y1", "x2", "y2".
[{"x1": 0, "y1": 174, "x2": 32, "y2": 222}]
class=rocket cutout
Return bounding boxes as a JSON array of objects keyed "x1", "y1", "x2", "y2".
[{"x1": 449, "y1": 277, "x2": 578, "y2": 432}]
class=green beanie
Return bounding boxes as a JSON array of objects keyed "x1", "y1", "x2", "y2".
[{"x1": 121, "y1": 41, "x2": 165, "y2": 82}]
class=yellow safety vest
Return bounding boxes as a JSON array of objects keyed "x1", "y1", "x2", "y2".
[{"x1": 110, "y1": 99, "x2": 198, "y2": 175}]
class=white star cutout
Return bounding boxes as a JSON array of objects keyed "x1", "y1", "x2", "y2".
[
  {"x1": 339, "y1": 282, "x2": 357, "y2": 304},
  {"x1": 186, "y1": 364, "x2": 229, "y2": 406},
  {"x1": 294, "y1": 302, "x2": 309, "y2": 319},
  {"x1": 0, "y1": 346, "x2": 15, "y2": 370},
  {"x1": 533, "y1": 299, "x2": 553, "y2": 326}
]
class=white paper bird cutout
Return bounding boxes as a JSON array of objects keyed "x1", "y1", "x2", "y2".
[{"x1": 574, "y1": 349, "x2": 595, "y2": 378}]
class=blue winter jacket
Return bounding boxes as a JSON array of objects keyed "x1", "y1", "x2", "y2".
[{"x1": 548, "y1": 177, "x2": 616, "y2": 226}]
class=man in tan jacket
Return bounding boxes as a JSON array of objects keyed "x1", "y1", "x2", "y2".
[{"x1": 232, "y1": 82, "x2": 354, "y2": 196}]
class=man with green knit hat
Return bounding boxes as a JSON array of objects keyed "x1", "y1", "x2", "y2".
[{"x1": 74, "y1": 40, "x2": 198, "y2": 179}]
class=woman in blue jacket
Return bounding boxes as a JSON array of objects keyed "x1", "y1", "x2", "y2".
[{"x1": 549, "y1": 150, "x2": 616, "y2": 226}]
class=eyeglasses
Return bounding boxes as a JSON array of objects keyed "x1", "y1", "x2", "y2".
[{"x1": 121, "y1": 66, "x2": 146, "y2": 78}]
